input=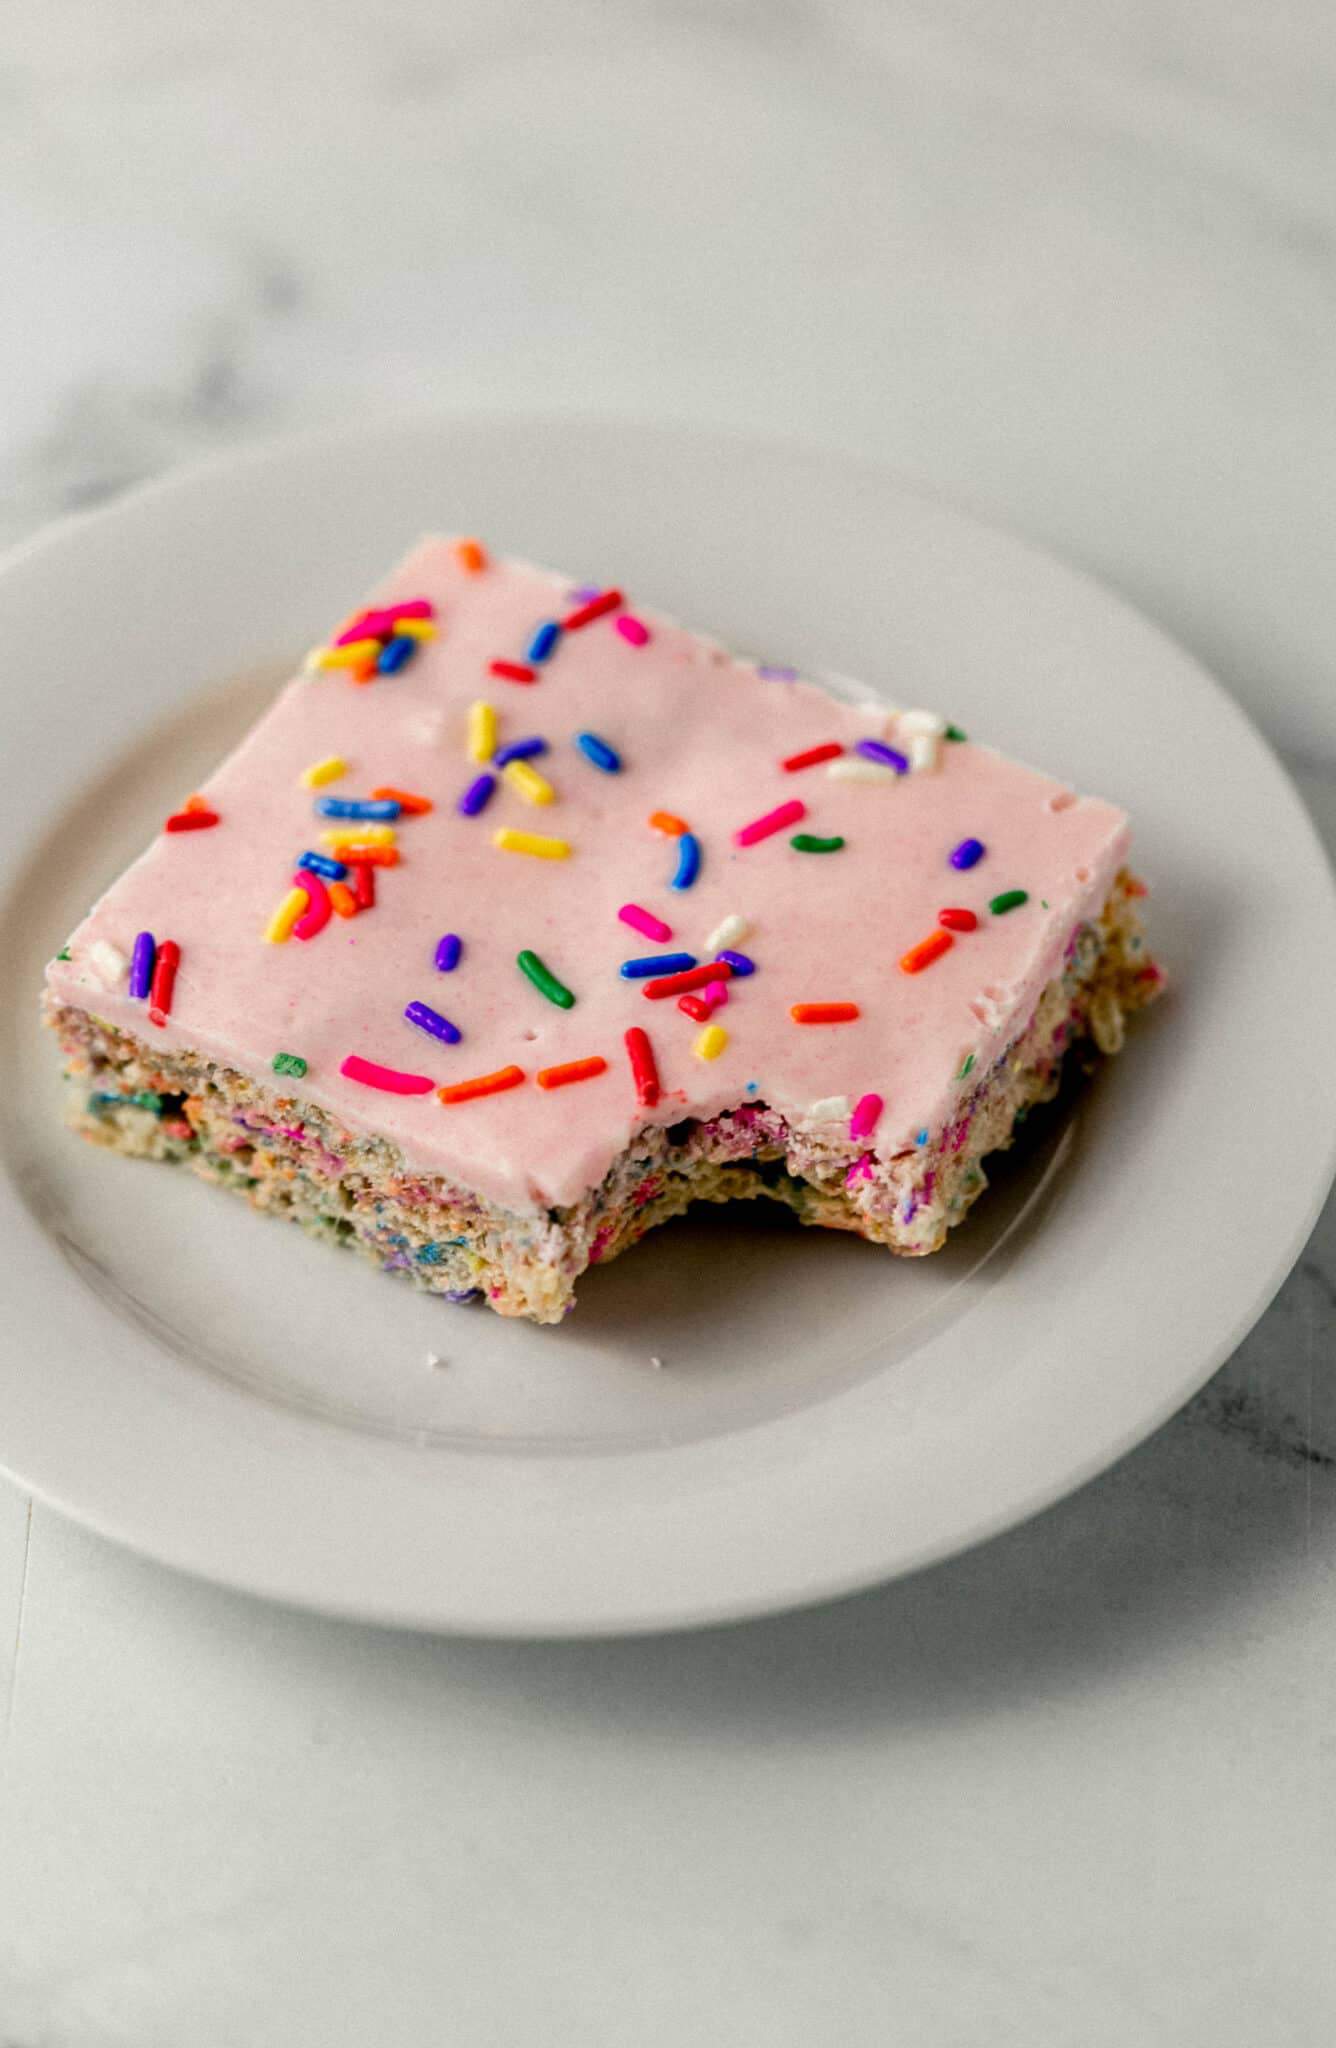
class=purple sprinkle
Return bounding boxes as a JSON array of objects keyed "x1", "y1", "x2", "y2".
[
  {"x1": 128, "y1": 931, "x2": 156, "y2": 999},
  {"x1": 493, "y1": 737, "x2": 548, "y2": 767},
  {"x1": 950, "y1": 837, "x2": 986, "y2": 871},
  {"x1": 458, "y1": 772, "x2": 496, "y2": 817},
  {"x1": 716, "y1": 949, "x2": 755, "y2": 977},
  {"x1": 445, "y1": 1287, "x2": 483, "y2": 1304},
  {"x1": 405, "y1": 1001, "x2": 461, "y2": 1045},
  {"x1": 569, "y1": 585, "x2": 601, "y2": 605},
  {"x1": 434, "y1": 933, "x2": 462, "y2": 973},
  {"x1": 856, "y1": 738, "x2": 909, "y2": 773},
  {"x1": 758, "y1": 664, "x2": 799, "y2": 681}
]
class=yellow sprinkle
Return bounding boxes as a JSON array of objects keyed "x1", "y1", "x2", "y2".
[
  {"x1": 502, "y1": 758, "x2": 556, "y2": 807},
  {"x1": 300, "y1": 754, "x2": 347, "y2": 789},
  {"x1": 316, "y1": 639, "x2": 382, "y2": 669},
  {"x1": 264, "y1": 885, "x2": 309, "y2": 945},
  {"x1": 468, "y1": 700, "x2": 497, "y2": 764},
  {"x1": 492, "y1": 828, "x2": 571, "y2": 860},
  {"x1": 318, "y1": 823, "x2": 396, "y2": 849},
  {"x1": 694, "y1": 1024, "x2": 729, "y2": 1062},
  {"x1": 390, "y1": 618, "x2": 437, "y2": 642}
]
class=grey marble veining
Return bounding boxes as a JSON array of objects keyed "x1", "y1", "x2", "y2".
[{"x1": 2, "y1": 3, "x2": 1335, "y2": 2039}]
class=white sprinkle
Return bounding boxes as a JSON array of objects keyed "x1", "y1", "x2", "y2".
[
  {"x1": 87, "y1": 941, "x2": 128, "y2": 988},
  {"x1": 705, "y1": 912, "x2": 749, "y2": 953},
  {"x1": 909, "y1": 733, "x2": 941, "y2": 773},
  {"x1": 899, "y1": 707, "x2": 947, "y2": 737},
  {"x1": 827, "y1": 758, "x2": 898, "y2": 783},
  {"x1": 426, "y1": 1351, "x2": 448, "y2": 1371},
  {"x1": 649, "y1": 1354, "x2": 664, "y2": 1371},
  {"x1": 301, "y1": 646, "x2": 326, "y2": 673},
  {"x1": 808, "y1": 1095, "x2": 851, "y2": 1121}
]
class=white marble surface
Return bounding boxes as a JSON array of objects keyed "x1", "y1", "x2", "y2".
[{"x1": 2, "y1": 3, "x2": 1335, "y2": 2040}]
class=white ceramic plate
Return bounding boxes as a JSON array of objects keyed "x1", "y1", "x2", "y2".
[{"x1": 1, "y1": 417, "x2": 1334, "y2": 1637}]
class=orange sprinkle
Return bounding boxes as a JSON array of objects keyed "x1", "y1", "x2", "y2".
[
  {"x1": 328, "y1": 881, "x2": 358, "y2": 918},
  {"x1": 790, "y1": 1002, "x2": 861, "y2": 1024},
  {"x1": 455, "y1": 537, "x2": 488, "y2": 574},
  {"x1": 899, "y1": 930, "x2": 954, "y2": 975},
  {"x1": 649, "y1": 811, "x2": 689, "y2": 836},
  {"x1": 438, "y1": 1065, "x2": 526, "y2": 1106},
  {"x1": 351, "y1": 658, "x2": 378, "y2": 684},
  {"x1": 536, "y1": 1056, "x2": 609, "y2": 1091},
  {"x1": 338, "y1": 845, "x2": 400, "y2": 867},
  {"x1": 182, "y1": 792, "x2": 211, "y2": 813},
  {"x1": 371, "y1": 785, "x2": 433, "y2": 814},
  {"x1": 1125, "y1": 875, "x2": 1148, "y2": 898}
]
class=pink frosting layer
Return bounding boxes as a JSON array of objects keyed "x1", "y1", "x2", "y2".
[{"x1": 46, "y1": 539, "x2": 1130, "y2": 1213}]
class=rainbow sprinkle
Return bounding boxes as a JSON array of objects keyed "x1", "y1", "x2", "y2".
[
  {"x1": 856, "y1": 739, "x2": 908, "y2": 774},
  {"x1": 715, "y1": 949, "x2": 755, "y2": 977},
  {"x1": 455, "y1": 538, "x2": 488, "y2": 573},
  {"x1": 736, "y1": 799, "x2": 805, "y2": 847},
  {"x1": 900, "y1": 930, "x2": 953, "y2": 974},
  {"x1": 790, "y1": 1002, "x2": 859, "y2": 1024},
  {"x1": 782, "y1": 742, "x2": 842, "y2": 772},
  {"x1": 937, "y1": 907, "x2": 977, "y2": 932},
  {"x1": 989, "y1": 889, "x2": 1029, "y2": 915},
  {"x1": 318, "y1": 823, "x2": 396, "y2": 849},
  {"x1": 272, "y1": 1052, "x2": 308, "y2": 1078},
  {"x1": 297, "y1": 850, "x2": 348, "y2": 880},
  {"x1": 405, "y1": 1000, "x2": 462, "y2": 1045},
  {"x1": 950, "y1": 837, "x2": 986, "y2": 870},
  {"x1": 649, "y1": 810, "x2": 688, "y2": 836},
  {"x1": 670, "y1": 832, "x2": 701, "y2": 890},
  {"x1": 264, "y1": 886, "x2": 309, "y2": 945},
  {"x1": 341, "y1": 1054, "x2": 435, "y2": 1096},
  {"x1": 434, "y1": 933, "x2": 462, "y2": 973},
  {"x1": 693, "y1": 1024, "x2": 728, "y2": 1061},
  {"x1": 624, "y1": 1026, "x2": 660, "y2": 1107},
  {"x1": 827, "y1": 758, "x2": 897, "y2": 783},
  {"x1": 620, "y1": 952, "x2": 696, "y2": 979},
  {"x1": 292, "y1": 868, "x2": 332, "y2": 941},
  {"x1": 493, "y1": 828, "x2": 570, "y2": 859},
  {"x1": 458, "y1": 773, "x2": 497, "y2": 817},
  {"x1": 493, "y1": 737, "x2": 548, "y2": 767},
  {"x1": 489, "y1": 660, "x2": 537, "y2": 685},
  {"x1": 438, "y1": 1065, "x2": 525, "y2": 1106},
  {"x1": 371, "y1": 786, "x2": 433, "y2": 814},
  {"x1": 576, "y1": 732, "x2": 621, "y2": 773},
  {"x1": 527, "y1": 621, "x2": 562, "y2": 664},
  {"x1": 468, "y1": 701, "x2": 497, "y2": 763},
  {"x1": 164, "y1": 807, "x2": 220, "y2": 832},
  {"x1": 300, "y1": 755, "x2": 347, "y2": 788},
  {"x1": 517, "y1": 949, "x2": 575, "y2": 1007},
  {"x1": 790, "y1": 833, "x2": 844, "y2": 854},
  {"x1": 849, "y1": 1092, "x2": 883, "y2": 1140},
  {"x1": 315, "y1": 797, "x2": 400, "y2": 821},
  {"x1": 564, "y1": 589, "x2": 621, "y2": 630},
  {"x1": 536, "y1": 1056, "x2": 608, "y2": 1091},
  {"x1": 619, "y1": 903, "x2": 673, "y2": 943},
  {"x1": 705, "y1": 913, "x2": 749, "y2": 953},
  {"x1": 128, "y1": 931, "x2": 156, "y2": 999},
  {"x1": 377, "y1": 635, "x2": 418, "y2": 676},
  {"x1": 642, "y1": 962, "x2": 732, "y2": 1000},
  {"x1": 147, "y1": 940, "x2": 179, "y2": 1025},
  {"x1": 502, "y1": 759, "x2": 557, "y2": 807},
  {"x1": 615, "y1": 615, "x2": 650, "y2": 647}
]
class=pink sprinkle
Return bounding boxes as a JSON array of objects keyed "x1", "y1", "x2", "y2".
[
  {"x1": 615, "y1": 614, "x2": 650, "y2": 647},
  {"x1": 292, "y1": 868, "x2": 332, "y2": 942},
  {"x1": 735, "y1": 798, "x2": 806, "y2": 847},
  {"x1": 339, "y1": 1054, "x2": 435, "y2": 1095},
  {"x1": 619, "y1": 902, "x2": 673, "y2": 943},
  {"x1": 333, "y1": 607, "x2": 395, "y2": 646},
  {"x1": 850, "y1": 1091, "x2": 883, "y2": 1141},
  {"x1": 704, "y1": 978, "x2": 729, "y2": 1008},
  {"x1": 387, "y1": 598, "x2": 434, "y2": 622}
]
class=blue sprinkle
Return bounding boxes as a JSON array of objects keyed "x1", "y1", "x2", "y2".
[
  {"x1": 950, "y1": 837, "x2": 986, "y2": 871},
  {"x1": 715, "y1": 948, "x2": 755, "y2": 976},
  {"x1": 916, "y1": 1128, "x2": 929, "y2": 1146},
  {"x1": 526, "y1": 620, "x2": 561, "y2": 664},
  {"x1": 415, "y1": 1242, "x2": 449, "y2": 1265},
  {"x1": 494, "y1": 737, "x2": 548, "y2": 767},
  {"x1": 576, "y1": 731, "x2": 621, "y2": 773},
  {"x1": 297, "y1": 850, "x2": 348, "y2": 880},
  {"x1": 458, "y1": 772, "x2": 496, "y2": 817},
  {"x1": 620, "y1": 951, "x2": 697, "y2": 979},
  {"x1": 314, "y1": 796, "x2": 401, "y2": 821},
  {"x1": 745, "y1": 1080, "x2": 759, "y2": 1094},
  {"x1": 434, "y1": 932, "x2": 462, "y2": 973},
  {"x1": 404, "y1": 1001, "x2": 461, "y2": 1045},
  {"x1": 377, "y1": 633, "x2": 418, "y2": 674},
  {"x1": 671, "y1": 832, "x2": 702, "y2": 891},
  {"x1": 856, "y1": 738, "x2": 909, "y2": 774}
]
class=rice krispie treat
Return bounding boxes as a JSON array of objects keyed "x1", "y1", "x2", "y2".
[{"x1": 44, "y1": 538, "x2": 1160, "y2": 1322}]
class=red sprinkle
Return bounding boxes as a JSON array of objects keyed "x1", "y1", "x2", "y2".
[
  {"x1": 489, "y1": 660, "x2": 537, "y2": 684},
  {"x1": 536, "y1": 1056, "x2": 609, "y2": 1091},
  {"x1": 339, "y1": 845, "x2": 399, "y2": 867},
  {"x1": 937, "y1": 907, "x2": 978, "y2": 933},
  {"x1": 624, "y1": 1026, "x2": 660, "y2": 1108},
  {"x1": 371, "y1": 786, "x2": 433, "y2": 814},
  {"x1": 164, "y1": 809, "x2": 219, "y2": 832},
  {"x1": 677, "y1": 994, "x2": 712, "y2": 1022},
  {"x1": 147, "y1": 940, "x2": 180, "y2": 1025},
  {"x1": 900, "y1": 930, "x2": 954, "y2": 974},
  {"x1": 563, "y1": 588, "x2": 623, "y2": 631},
  {"x1": 350, "y1": 860, "x2": 376, "y2": 909},
  {"x1": 790, "y1": 1002, "x2": 860, "y2": 1024},
  {"x1": 781, "y1": 742, "x2": 843, "y2": 773},
  {"x1": 643, "y1": 962, "x2": 734, "y2": 1000},
  {"x1": 437, "y1": 1065, "x2": 526, "y2": 1106}
]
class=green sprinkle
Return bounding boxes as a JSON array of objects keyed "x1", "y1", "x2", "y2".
[
  {"x1": 517, "y1": 948, "x2": 575, "y2": 1008},
  {"x1": 956, "y1": 1053, "x2": 975, "y2": 1080},
  {"x1": 790, "y1": 833, "x2": 845, "y2": 854},
  {"x1": 132, "y1": 1090, "x2": 164, "y2": 1112},
  {"x1": 56, "y1": 946, "x2": 71, "y2": 961},
  {"x1": 272, "y1": 1052, "x2": 308, "y2": 1078},
  {"x1": 989, "y1": 889, "x2": 1029, "y2": 915},
  {"x1": 944, "y1": 724, "x2": 967, "y2": 742}
]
